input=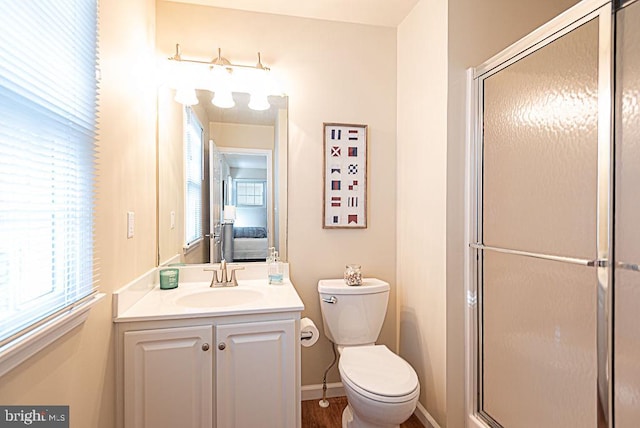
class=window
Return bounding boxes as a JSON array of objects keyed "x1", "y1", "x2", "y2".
[
  {"x1": 235, "y1": 180, "x2": 265, "y2": 207},
  {"x1": 0, "y1": 0, "x2": 98, "y2": 355},
  {"x1": 184, "y1": 107, "x2": 203, "y2": 248}
]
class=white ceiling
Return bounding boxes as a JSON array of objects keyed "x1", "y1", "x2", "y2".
[
  {"x1": 167, "y1": 0, "x2": 419, "y2": 27},
  {"x1": 223, "y1": 152, "x2": 267, "y2": 170}
]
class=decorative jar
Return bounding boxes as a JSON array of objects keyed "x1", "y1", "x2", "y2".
[{"x1": 344, "y1": 264, "x2": 362, "y2": 286}]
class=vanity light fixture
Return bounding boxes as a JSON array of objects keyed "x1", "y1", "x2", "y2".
[
  {"x1": 212, "y1": 89, "x2": 235, "y2": 109},
  {"x1": 248, "y1": 93, "x2": 270, "y2": 111},
  {"x1": 169, "y1": 44, "x2": 273, "y2": 111},
  {"x1": 174, "y1": 87, "x2": 198, "y2": 106}
]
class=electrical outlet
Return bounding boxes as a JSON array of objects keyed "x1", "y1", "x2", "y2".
[
  {"x1": 170, "y1": 211, "x2": 176, "y2": 229},
  {"x1": 127, "y1": 211, "x2": 135, "y2": 238}
]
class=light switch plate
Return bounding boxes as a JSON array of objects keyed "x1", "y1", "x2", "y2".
[
  {"x1": 170, "y1": 211, "x2": 176, "y2": 229},
  {"x1": 127, "y1": 211, "x2": 135, "y2": 238}
]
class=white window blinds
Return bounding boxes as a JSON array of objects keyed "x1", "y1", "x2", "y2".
[
  {"x1": 0, "y1": 0, "x2": 98, "y2": 347},
  {"x1": 184, "y1": 107, "x2": 203, "y2": 248}
]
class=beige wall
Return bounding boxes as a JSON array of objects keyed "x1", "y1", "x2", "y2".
[
  {"x1": 397, "y1": 0, "x2": 448, "y2": 425},
  {"x1": 158, "y1": 86, "x2": 184, "y2": 264},
  {"x1": 156, "y1": 1, "x2": 398, "y2": 386},
  {"x1": 445, "y1": 0, "x2": 580, "y2": 427},
  {"x1": 210, "y1": 122, "x2": 274, "y2": 150},
  {"x1": 0, "y1": 0, "x2": 158, "y2": 427}
]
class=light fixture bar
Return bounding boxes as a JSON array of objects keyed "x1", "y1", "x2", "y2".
[{"x1": 168, "y1": 44, "x2": 270, "y2": 72}]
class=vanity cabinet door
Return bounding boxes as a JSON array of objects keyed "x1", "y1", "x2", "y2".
[
  {"x1": 124, "y1": 325, "x2": 213, "y2": 428},
  {"x1": 216, "y1": 319, "x2": 296, "y2": 428}
]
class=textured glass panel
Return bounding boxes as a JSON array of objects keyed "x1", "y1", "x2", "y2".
[
  {"x1": 615, "y1": 2, "x2": 640, "y2": 265},
  {"x1": 483, "y1": 19, "x2": 599, "y2": 259},
  {"x1": 482, "y1": 252, "x2": 597, "y2": 427},
  {"x1": 614, "y1": 270, "x2": 640, "y2": 424},
  {"x1": 615, "y1": 2, "x2": 640, "y2": 425}
]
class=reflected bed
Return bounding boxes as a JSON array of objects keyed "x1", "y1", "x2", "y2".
[{"x1": 233, "y1": 227, "x2": 268, "y2": 261}]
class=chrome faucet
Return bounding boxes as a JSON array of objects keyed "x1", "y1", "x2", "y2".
[{"x1": 204, "y1": 260, "x2": 244, "y2": 287}]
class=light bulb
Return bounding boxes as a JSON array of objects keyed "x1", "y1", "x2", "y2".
[
  {"x1": 212, "y1": 90, "x2": 235, "y2": 109},
  {"x1": 248, "y1": 92, "x2": 270, "y2": 111},
  {"x1": 174, "y1": 87, "x2": 198, "y2": 105}
]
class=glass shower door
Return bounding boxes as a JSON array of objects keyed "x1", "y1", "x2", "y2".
[
  {"x1": 614, "y1": 0, "x2": 640, "y2": 425},
  {"x1": 473, "y1": 3, "x2": 612, "y2": 426}
]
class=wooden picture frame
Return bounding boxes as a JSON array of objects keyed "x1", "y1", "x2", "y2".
[{"x1": 322, "y1": 123, "x2": 368, "y2": 229}]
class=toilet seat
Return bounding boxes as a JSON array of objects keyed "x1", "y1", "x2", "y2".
[{"x1": 339, "y1": 345, "x2": 419, "y2": 404}]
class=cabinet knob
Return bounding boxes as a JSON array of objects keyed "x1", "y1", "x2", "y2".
[
  {"x1": 218, "y1": 342, "x2": 226, "y2": 351},
  {"x1": 202, "y1": 343, "x2": 210, "y2": 351}
]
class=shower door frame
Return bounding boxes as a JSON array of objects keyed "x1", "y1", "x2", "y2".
[{"x1": 464, "y1": 0, "x2": 614, "y2": 426}]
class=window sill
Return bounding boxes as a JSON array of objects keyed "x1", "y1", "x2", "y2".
[
  {"x1": 183, "y1": 237, "x2": 203, "y2": 255},
  {"x1": 0, "y1": 293, "x2": 105, "y2": 378}
]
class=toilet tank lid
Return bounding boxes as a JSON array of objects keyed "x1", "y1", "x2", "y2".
[{"x1": 318, "y1": 278, "x2": 389, "y2": 294}]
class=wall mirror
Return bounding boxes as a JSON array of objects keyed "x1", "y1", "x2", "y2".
[{"x1": 157, "y1": 88, "x2": 288, "y2": 265}]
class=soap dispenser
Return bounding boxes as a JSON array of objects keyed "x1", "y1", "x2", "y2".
[{"x1": 268, "y1": 248, "x2": 284, "y2": 284}]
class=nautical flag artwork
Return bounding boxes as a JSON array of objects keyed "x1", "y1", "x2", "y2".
[{"x1": 323, "y1": 123, "x2": 367, "y2": 228}]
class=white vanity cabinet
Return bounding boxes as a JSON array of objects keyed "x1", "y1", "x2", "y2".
[
  {"x1": 216, "y1": 319, "x2": 296, "y2": 428},
  {"x1": 123, "y1": 325, "x2": 213, "y2": 428},
  {"x1": 114, "y1": 266, "x2": 304, "y2": 428},
  {"x1": 117, "y1": 316, "x2": 300, "y2": 428}
]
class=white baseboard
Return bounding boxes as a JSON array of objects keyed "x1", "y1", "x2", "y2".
[
  {"x1": 301, "y1": 382, "x2": 345, "y2": 401},
  {"x1": 414, "y1": 402, "x2": 442, "y2": 428}
]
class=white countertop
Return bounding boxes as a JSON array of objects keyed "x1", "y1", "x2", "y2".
[{"x1": 113, "y1": 263, "x2": 304, "y2": 323}]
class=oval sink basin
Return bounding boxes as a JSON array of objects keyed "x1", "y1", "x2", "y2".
[{"x1": 175, "y1": 288, "x2": 263, "y2": 308}]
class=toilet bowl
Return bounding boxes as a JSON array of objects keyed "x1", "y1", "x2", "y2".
[
  {"x1": 338, "y1": 345, "x2": 419, "y2": 428},
  {"x1": 318, "y1": 278, "x2": 420, "y2": 428}
]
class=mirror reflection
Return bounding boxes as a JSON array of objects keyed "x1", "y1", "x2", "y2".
[{"x1": 158, "y1": 88, "x2": 287, "y2": 265}]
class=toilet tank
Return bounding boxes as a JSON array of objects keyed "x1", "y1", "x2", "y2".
[{"x1": 317, "y1": 278, "x2": 390, "y2": 346}]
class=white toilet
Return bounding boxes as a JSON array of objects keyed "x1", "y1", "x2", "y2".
[{"x1": 318, "y1": 278, "x2": 420, "y2": 428}]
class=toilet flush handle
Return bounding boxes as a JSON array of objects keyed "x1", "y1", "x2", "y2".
[{"x1": 322, "y1": 296, "x2": 337, "y2": 304}]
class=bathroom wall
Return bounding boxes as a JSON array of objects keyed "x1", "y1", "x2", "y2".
[
  {"x1": 397, "y1": 1, "x2": 448, "y2": 425},
  {"x1": 158, "y1": 85, "x2": 185, "y2": 264},
  {"x1": 156, "y1": 1, "x2": 398, "y2": 386},
  {"x1": 0, "y1": 0, "x2": 158, "y2": 427},
  {"x1": 397, "y1": 0, "x2": 582, "y2": 427},
  {"x1": 210, "y1": 122, "x2": 274, "y2": 150}
]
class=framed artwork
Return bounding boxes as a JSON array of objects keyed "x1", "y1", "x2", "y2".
[{"x1": 323, "y1": 123, "x2": 368, "y2": 229}]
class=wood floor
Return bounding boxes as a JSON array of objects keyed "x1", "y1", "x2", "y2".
[{"x1": 301, "y1": 396, "x2": 424, "y2": 428}]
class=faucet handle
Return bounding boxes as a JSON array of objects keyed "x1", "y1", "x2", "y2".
[
  {"x1": 228, "y1": 266, "x2": 245, "y2": 286},
  {"x1": 204, "y1": 267, "x2": 221, "y2": 287}
]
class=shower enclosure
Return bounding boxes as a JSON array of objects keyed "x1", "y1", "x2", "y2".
[{"x1": 467, "y1": 0, "x2": 640, "y2": 426}]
